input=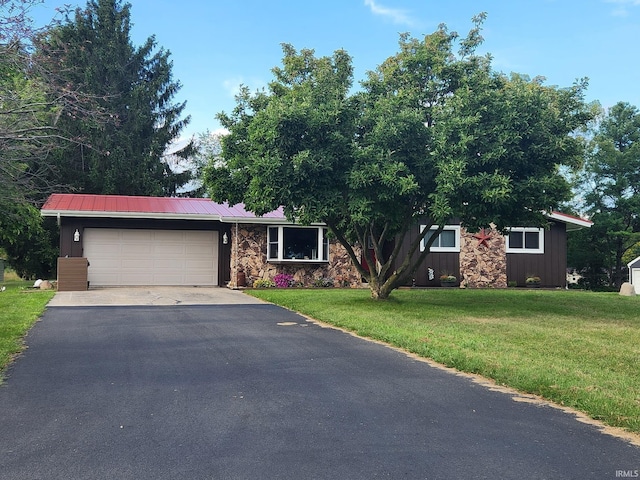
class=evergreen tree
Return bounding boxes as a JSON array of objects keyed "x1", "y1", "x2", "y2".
[
  {"x1": 35, "y1": 0, "x2": 193, "y2": 196},
  {"x1": 572, "y1": 102, "x2": 640, "y2": 288}
]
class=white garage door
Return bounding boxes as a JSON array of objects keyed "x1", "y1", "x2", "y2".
[
  {"x1": 632, "y1": 269, "x2": 640, "y2": 293},
  {"x1": 84, "y1": 228, "x2": 218, "y2": 286}
]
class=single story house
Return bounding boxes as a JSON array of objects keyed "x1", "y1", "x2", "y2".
[{"x1": 41, "y1": 193, "x2": 591, "y2": 290}]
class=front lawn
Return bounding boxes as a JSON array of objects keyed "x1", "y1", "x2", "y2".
[
  {"x1": 247, "y1": 288, "x2": 640, "y2": 435},
  {"x1": 0, "y1": 281, "x2": 55, "y2": 381}
]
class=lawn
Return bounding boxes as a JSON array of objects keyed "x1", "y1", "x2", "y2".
[
  {"x1": 0, "y1": 280, "x2": 55, "y2": 381},
  {"x1": 247, "y1": 288, "x2": 640, "y2": 435}
]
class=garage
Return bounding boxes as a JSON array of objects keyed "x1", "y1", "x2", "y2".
[{"x1": 84, "y1": 228, "x2": 219, "y2": 286}]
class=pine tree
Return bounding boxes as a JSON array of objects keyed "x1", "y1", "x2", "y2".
[{"x1": 35, "y1": 0, "x2": 193, "y2": 196}]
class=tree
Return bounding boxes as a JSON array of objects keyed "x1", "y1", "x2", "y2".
[
  {"x1": 1, "y1": 0, "x2": 58, "y2": 210},
  {"x1": 204, "y1": 16, "x2": 595, "y2": 299},
  {"x1": 1, "y1": 0, "x2": 75, "y2": 278},
  {"x1": 33, "y1": 0, "x2": 194, "y2": 196},
  {"x1": 575, "y1": 102, "x2": 640, "y2": 288}
]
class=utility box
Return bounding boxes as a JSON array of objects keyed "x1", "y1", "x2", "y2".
[{"x1": 57, "y1": 257, "x2": 89, "y2": 291}]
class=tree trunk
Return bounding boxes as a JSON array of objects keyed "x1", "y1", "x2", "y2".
[{"x1": 368, "y1": 274, "x2": 401, "y2": 300}]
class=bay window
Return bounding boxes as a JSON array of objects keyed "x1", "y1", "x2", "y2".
[{"x1": 267, "y1": 226, "x2": 329, "y2": 262}]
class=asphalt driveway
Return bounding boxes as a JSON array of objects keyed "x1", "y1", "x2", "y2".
[{"x1": 1, "y1": 292, "x2": 639, "y2": 479}]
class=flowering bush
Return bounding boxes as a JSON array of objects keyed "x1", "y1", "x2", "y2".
[
  {"x1": 253, "y1": 279, "x2": 275, "y2": 288},
  {"x1": 274, "y1": 273, "x2": 295, "y2": 288}
]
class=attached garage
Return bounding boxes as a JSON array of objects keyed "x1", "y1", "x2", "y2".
[
  {"x1": 40, "y1": 193, "x2": 250, "y2": 289},
  {"x1": 84, "y1": 228, "x2": 218, "y2": 286}
]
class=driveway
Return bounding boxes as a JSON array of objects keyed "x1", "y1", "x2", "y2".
[
  {"x1": 1, "y1": 290, "x2": 639, "y2": 479},
  {"x1": 47, "y1": 286, "x2": 265, "y2": 306}
]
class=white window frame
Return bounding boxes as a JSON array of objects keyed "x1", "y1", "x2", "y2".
[
  {"x1": 267, "y1": 226, "x2": 329, "y2": 262},
  {"x1": 420, "y1": 225, "x2": 461, "y2": 253},
  {"x1": 505, "y1": 227, "x2": 544, "y2": 254}
]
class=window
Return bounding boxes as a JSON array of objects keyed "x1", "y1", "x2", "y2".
[
  {"x1": 505, "y1": 227, "x2": 544, "y2": 254},
  {"x1": 420, "y1": 225, "x2": 460, "y2": 252},
  {"x1": 267, "y1": 226, "x2": 329, "y2": 262}
]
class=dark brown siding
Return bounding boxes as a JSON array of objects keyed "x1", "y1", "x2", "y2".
[
  {"x1": 506, "y1": 222, "x2": 567, "y2": 287},
  {"x1": 394, "y1": 224, "x2": 460, "y2": 287},
  {"x1": 59, "y1": 217, "x2": 230, "y2": 287}
]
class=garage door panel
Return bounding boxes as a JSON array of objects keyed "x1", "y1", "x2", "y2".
[
  {"x1": 84, "y1": 228, "x2": 218, "y2": 286},
  {"x1": 125, "y1": 244, "x2": 154, "y2": 256},
  {"x1": 155, "y1": 244, "x2": 186, "y2": 256}
]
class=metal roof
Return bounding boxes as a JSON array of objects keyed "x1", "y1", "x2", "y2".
[
  {"x1": 547, "y1": 211, "x2": 593, "y2": 231},
  {"x1": 41, "y1": 193, "x2": 287, "y2": 224},
  {"x1": 41, "y1": 194, "x2": 592, "y2": 229}
]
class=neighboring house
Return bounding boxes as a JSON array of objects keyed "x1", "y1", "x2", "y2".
[
  {"x1": 41, "y1": 193, "x2": 591, "y2": 290},
  {"x1": 628, "y1": 256, "x2": 640, "y2": 291}
]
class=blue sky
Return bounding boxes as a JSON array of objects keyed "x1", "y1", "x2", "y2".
[{"x1": 32, "y1": 0, "x2": 640, "y2": 140}]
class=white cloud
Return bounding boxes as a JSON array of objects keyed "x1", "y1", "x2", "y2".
[
  {"x1": 222, "y1": 76, "x2": 266, "y2": 98},
  {"x1": 364, "y1": 0, "x2": 414, "y2": 26}
]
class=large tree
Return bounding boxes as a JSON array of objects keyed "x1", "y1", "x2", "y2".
[
  {"x1": 205, "y1": 16, "x2": 594, "y2": 299},
  {"x1": 573, "y1": 102, "x2": 640, "y2": 288},
  {"x1": 34, "y1": 0, "x2": 193, "y2": 196},
  {"x1": 1, "y1": 0, "x2": 83, "y2": 278}
]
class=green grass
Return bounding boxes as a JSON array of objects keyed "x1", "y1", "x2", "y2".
[
  {"x1": 0, "y1": 280, "x2": 55, "y2": 381},
  {"x1": 247, "y1": 288, "x2": 640, "y2": 435}
]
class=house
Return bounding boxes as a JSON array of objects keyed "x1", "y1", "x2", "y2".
[
  {"x1": 628, "y1": 256, "x2": 640, "y2": 291},
  {"x1": 41, "y1": 193, "x2": 591, "y2": 290},
  {"x1": 41, "y1": 193, "x2": 362, "y2": 290}
]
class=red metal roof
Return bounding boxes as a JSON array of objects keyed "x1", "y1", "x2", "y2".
[
  {"x1": 41, "y1": 194, "x2": 286, "y2": 222},
  {"x1": 41, "y1": 194, "x2": 591, "y2": 229}
]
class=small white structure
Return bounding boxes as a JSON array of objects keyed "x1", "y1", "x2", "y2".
[{"x1": 627, "y1": 256, "x2": 640, "y2": 294}]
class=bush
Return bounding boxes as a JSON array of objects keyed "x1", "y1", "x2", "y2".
[
  {"x1": 274, "y1": 273, "x2": 295, "y2": 288},
  {"x1": 313, "y1": 277, "x2": 334, "y2": 288},
  {"x1": 253, "y1": 279, "x2": 275, "y2": 288}
]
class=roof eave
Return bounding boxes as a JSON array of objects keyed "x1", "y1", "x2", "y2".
[
  {"x1": 41, "y1": 210, "x2": 222, "y2": 222},
  {"x1": 546, "y1": 212, "x2": 593, "y2": 230},
  {"x1": 219, "y1": 216, "x2": 325, "y2": 226}
]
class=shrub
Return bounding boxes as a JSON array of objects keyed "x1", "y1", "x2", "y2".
[
  {"x1": 253, "y1": 279, "x2": 276, "y2": 288},
  {"x1": 313, "y1": 277, "x2": 334, "y2": 288},
  {"x1": 274, "y1": 273, "x2": 295, "y2": 288}
]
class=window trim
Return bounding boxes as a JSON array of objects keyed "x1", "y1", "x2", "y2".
[
  {"x1": 505, "y1": 227, "x2": 544, "y2": 254},
  {"x1": 267, "y1": 226, "x2": 329, "y2": 263},
  {"x1": 419, "y1": 225, "x2": 461, "y2": 253}
]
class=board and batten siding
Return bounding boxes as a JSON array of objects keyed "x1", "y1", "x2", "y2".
[
  {"x1": 505, "y1": 222, "x2": 567, "y2": 288},
  {"x1": 394, "y1": 225, "x2": 460, "y2": 287}
]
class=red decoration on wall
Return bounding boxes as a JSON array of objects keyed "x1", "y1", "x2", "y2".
[{"x1": 474, "y1": 229, "x2": 492, "y2": 247}]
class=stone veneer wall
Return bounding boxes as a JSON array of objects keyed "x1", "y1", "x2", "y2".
[
  {"x1": 228, "y1": 224, "x2": 362, "y2": 288},
  {"x1": 459, "y1": 227, "x2": 507, "y2": 288}
]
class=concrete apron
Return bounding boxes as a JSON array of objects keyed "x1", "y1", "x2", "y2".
[{"x1": 47, "y1": 286, "x2": 264, "y2": 307}]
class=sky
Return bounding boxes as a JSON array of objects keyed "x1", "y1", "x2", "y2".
[{"x1": 30, "y1": 0, "x2": 640, "y2": 142}]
